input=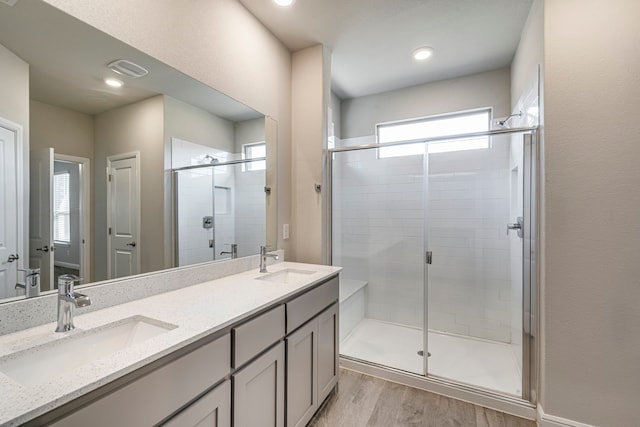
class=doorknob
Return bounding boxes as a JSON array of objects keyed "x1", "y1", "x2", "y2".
[
  {"x1": 7, "y1": 254, "x2": 19, "y2": 263},
  {"x1": 126, "y1": 241, "x2": 137, "y2": 247},
  {"x1": 36, "y1": 245, "x2": 50, "y2": 252}
]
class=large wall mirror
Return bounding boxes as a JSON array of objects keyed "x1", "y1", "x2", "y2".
[{"x1": 0, "y1": 1, "x2": 277, "y2": 303}]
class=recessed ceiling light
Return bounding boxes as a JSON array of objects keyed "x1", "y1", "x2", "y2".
[
  {"x1": 105, "y1": 78, "x2": 123, "y2": 88},
  {"x1": 274, "y1": 0, "x2": 294, "y2": 6},
  {"x1": 413, "y1": 47, "x2": 434, "y2": 61}
]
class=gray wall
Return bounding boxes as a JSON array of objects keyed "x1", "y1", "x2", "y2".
[
  {"x1": 340, "y1": 67, "x2": 511, "y2": 139},
  {"x1": 291, "y1": 45, "x2": 331, "y2": 264},
  {"x1": 42, "y1": 0, "x2": 293, "y2": 259},
  {"x1": 93, "y1": 96, "x2": 165, "y2": 280},
  {"x1": 30, "y1": 100, "x2": 94, "y2": 279},
  {"x1": 234, "y1": 117, "x2": 266, "y2": 153},
  {"x1": 542, "y1": 0, "x2": 640, "y2": 425},
  {"x1": 164, "y1": 96, "x2": 235, "y2": 155}
]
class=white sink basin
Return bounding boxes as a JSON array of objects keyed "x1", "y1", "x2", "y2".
[
  {"x1": 0, "y1": 316, "x2": 177, "y2": 387},
  {"x1": 257, "y1": 268, "x2": 316, "y2": 284}
]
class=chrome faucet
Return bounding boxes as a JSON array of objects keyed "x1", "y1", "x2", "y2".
[
  {"x1": 220, "y1": 243, "x2": 238, "y2": 259},
  {"x1": 259, "y1": 245, "x2": 279, "y2": 273},
  {"x1": 15, "y1": 268, "x2": 40, "y2": 298},
  {"x1": 56, "y1": 274, "x2": 91, "y2": 332}
]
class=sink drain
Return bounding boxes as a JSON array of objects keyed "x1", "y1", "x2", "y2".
[{"x1": 417, "y1": 350, "x2": 431, "y2": 357}]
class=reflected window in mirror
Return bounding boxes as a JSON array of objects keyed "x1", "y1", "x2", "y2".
[
  {"x1": 243, "y1": 142, "x2": 266, "y2": 172},
  {"x1": 53, "y1": 172, "x2": 71, "y2": 244}
]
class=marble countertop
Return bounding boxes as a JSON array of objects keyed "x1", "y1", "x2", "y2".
[{"x1": 0, "y1": 262, "x2": 341, "y2": 427}]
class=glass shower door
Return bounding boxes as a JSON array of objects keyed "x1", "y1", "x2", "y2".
[
  {"x1": 174, "y1": 167, "x2": 215, "y2": 266},
  {"x1": 425, "y1": 132, "x2": 526, "y2": 396},
  {"x1": 333, "y1": 143, "x2": 426, "y2": 375}
]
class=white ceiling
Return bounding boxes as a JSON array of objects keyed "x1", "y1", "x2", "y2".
[{"x1": 239, "y1": 0, "x2": 534, "y2": 99}]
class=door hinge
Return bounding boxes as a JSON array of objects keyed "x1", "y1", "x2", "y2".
[
  {"x1": 108, "y1": 227, "x2": 112, "y2": 235},
  {"x1": 426, "y1": 251, "x2": 433, "y2": 265},
  {"x1": 108, "y1": 174, "x2": 112, "y2": 182}
]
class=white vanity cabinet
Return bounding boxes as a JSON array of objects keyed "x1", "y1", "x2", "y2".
[
  {"x1": 38, "y1": 272, "x2": 339, "y2": 427},
  {"x1": 232, "y1": 305, "x2": 286, "y2": 427},
  {"x1": 233, "y1": 342, "x2": 286, "y2": 427},
  {"x1": 50, "y1": 334, "x2": 231, "y2": 427},
  {"x1": 285, "y1": 277, "x2": 339, "y2": 427},
  {"x1": 162, "y1": 380, "x2": 231, "y2": 427}
]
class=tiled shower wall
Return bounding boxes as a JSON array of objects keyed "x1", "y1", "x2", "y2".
[
  {"x1": 233, "y1": 167, "x2": 266, "y2": 258},
  {"x1": 334, "y1": 136, "x2": 514, "y2": 343},
  {"x1": 333, "y1": 143, "x2": 426, "y2": 328},
  {"x1": 427, "y1": 141, "x2": 512, "y2": 342},
  {"x1": 177, "y1": 165, "x2": 265, "y2": 265},
  {"x1": 176, "y1": 168, "x2": 216, "y2": 265}
]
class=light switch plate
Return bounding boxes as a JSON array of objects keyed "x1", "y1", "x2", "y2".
[{"x1": 283, "y1": 224, "x2": 289, "y2": 240}]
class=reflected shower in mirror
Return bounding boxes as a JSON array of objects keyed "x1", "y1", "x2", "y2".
[
  {"x1": 0, "y1": 1, "x2": 277, "y2": 302},
  {"x1": 172, "y1": 117, "x2": 268, "y2": 267}
]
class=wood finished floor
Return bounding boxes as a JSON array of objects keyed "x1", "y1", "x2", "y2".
[{"x1": 309, "y1": 369, "x2": 536, "y2": 427}]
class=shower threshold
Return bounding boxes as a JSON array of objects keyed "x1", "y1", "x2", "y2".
[{"x1": 340, "y1": 318, "x2": 522, "y2": 397}]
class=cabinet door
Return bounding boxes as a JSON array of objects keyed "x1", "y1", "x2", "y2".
[
  {"x1": 317, "y1": 303, "x2": 339, "y2": 404},
  {"x1": 286, "y1": 319, "x2": 318, "y2": 427},
  {"x1": 50, "y1": 335, "x2": 230, "y2": 427},
  {"x1": 162, "y1": 380, "x2": 230, "y2": 427},
  {"x1": 233, "y1": 342, "x2": 285, "y2": 427}
]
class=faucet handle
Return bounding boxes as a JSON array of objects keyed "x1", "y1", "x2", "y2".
[{"x1": 58, "y1": 274, "x2": 80, "y2": 293}]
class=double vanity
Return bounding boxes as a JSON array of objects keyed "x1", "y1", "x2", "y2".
[{"x1": 0, "y1": 257, "x2": 340, "y2": 427}]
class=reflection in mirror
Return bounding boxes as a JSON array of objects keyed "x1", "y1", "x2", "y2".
[
  {"x1": 0, "y1": 1, "x2": 277, "y2": 302},
  {"x1": 172, "y1": 116, "x2": 268, "y2": 266}
]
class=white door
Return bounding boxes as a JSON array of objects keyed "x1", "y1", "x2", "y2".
[
  {"x1": 0, "y1": 125, "x2": 19, "y2": 298},
  {"x1": 29, "y1": 147, "x2": 54, "y2": 291},
  {"x1": 107, "y1": 154, "x2": 140, "y2": 279}
]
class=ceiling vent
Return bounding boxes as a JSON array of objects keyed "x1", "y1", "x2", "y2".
[
  {"x1": 107, "y1": 60, "x2": 149, "y2": 78},
  {"x1": 0, "y1": 0, "x2": 20, "y2": 6}
]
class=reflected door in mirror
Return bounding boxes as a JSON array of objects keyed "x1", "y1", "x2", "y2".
[
  {"x1": 29, "y1": 147, "x2": 54, "y2": 292},
  {"x1": 0, "y1": 124, "x2": 19, "y2": 299},
  {"x1": 107, "y1": 154, "x2": 140, "y2": 279}
]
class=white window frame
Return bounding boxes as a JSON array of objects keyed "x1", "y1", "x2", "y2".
[
  {"x1": 376, "y1": 108, "x2": 492, "y2": 158},
  {"x1": 53, "y1": 171, "x2": 71, "y2": 244},
  {"x1": 242, "y1": 141, "x2": 266, "y2": 171}
]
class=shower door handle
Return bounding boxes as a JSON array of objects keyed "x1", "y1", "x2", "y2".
[{"x1": 507, "y1": 217, "x2": 524, "y2": 238}]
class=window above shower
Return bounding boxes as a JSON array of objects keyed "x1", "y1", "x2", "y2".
[{"x1": 376, "y1": 108, "x2": 491, "y2": 157}]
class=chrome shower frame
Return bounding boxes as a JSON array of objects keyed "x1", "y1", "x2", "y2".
[{"x1": 324, "y1": 126, "x2": 539, "y2": 418}]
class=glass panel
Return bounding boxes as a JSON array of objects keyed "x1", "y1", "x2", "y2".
[
  {"x1": 175, "y1": 159, "x2": 266, "y2": 265},
  {"x1": 334, "y1": 144, "x2": 425, "y2": 375},
  {"x1": 426, "y1": 133, "x2": 524, "y2": 397},
  {"x1": 175, "y1": 168, "x2": 215, "y2": 266},
  {"x1": 215, "y1": 161, "x2": 266, "y2": 259}
]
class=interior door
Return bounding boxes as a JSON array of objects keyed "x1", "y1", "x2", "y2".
[
  {"x1": 108, "y1": 155, "x2": 140, "y2": 279},
  {"x1": 0, "y1": 125, "x2": 19, "y2": 298},
  {"x1": 29, "y1": 147, "x2": 54, "y2": 291}
]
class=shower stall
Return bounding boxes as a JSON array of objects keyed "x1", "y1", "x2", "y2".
[
  {"x1": 330, "y1": 126, "x2": 538, "y2": 403},
  {"x1": 173, "y1": 156, "x2": 267, "y2": 267}
]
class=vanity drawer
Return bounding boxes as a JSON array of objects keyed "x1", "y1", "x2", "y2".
[
  {"x1": 286, "y1": 275, "x2": 339, "y2": 334},
  {"x1": 233, "y1": 304, "x2": 285, "y2": 368},
  {"x1": 51, "y1": 333, "x2": 231, "y2": 427}
]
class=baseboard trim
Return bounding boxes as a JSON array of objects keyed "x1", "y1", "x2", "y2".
[{"x1": 537, "y1": 405, "x2": 595, "y2": 427}]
